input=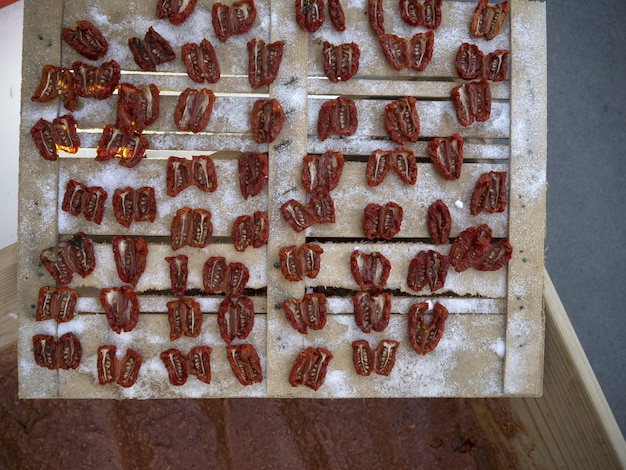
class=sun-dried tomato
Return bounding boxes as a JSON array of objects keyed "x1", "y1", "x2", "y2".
[
  {"x1": 212, "y1": 0, "x2": 257, "y2": 42},
  {"x1": 282, "y1": 293, "x2": 327, "y2": 334},
  {"x1": 238, "y1": 152, "x2": 268, "y2": 199},
  {"x1": 226, "y1": 343, "x2": 263, "y2": 386},
  {"x1": 455, "y1": 43, "x2": 483, "y2": 80},
  {"x1": 97, "y1": 345, "x2": 118, "y2": 385},
  {"x1": 40, "y1": 232, "x2": 96, "y2": 285},
  {"x1": 171, "y1": 207, "x2": 213, "y2": 250},
  {"x1": 112, "y1": 186, "x2": 156, "y2": 228},
  {"x1": 309, "y1": 190, "x2": 335, "y2": 224},
  {"x1": 247, "y1": 39, "x2": 284, "y2": 89},
  {"x1": 408, "y1": 301, "x2": 448, "y2": 354},
  {"x1": 96, "y1": 125, "x2": 148, "y2": 168},
  {"x1": 116, "y1": 82, "x2": 160, "y2": 136},
  {"x1": 328, "y1": 0, "x2": 346, "y2": 31},
  {"x1": 31, "y1": 115, "x2": 80, "y2": 162},
  {"x1": 451, "y1": 79, "x2": 491, "y2": 127},
  {"x1": 166, "y1": 155, "x2": 218, "y2": 196},
  {"x1": 167, "y1": 298, "x2": 203, "y2": 340},
  {"x1": 470, "y1": 0, "x2": 509, "y2": 40},
  {"x1": 280, "y1": 199, "x2": 317, "y2": 233},
  {"x1": 385, "y1": 96, "x2": 420, "y2": 145},
  {"x1": 362, "y1": 201, "x2": 403, "y2": 240},
  {"x1": 301, "y1": 151, "x2": 344, "y2": 193},
  {"x1": 484, "y1": 49, "x2": 510, "y2": 82},
  {"x1": 317, "y1": 96, "x2": 358, "y2": 141},
  {"x1": 251, "y1": 98, "x2": 284, "y2": 143},
  {"x1": 279, "y1": 243, "x2": 324, "y2": 282},
  {"x1": 427, "y1": 199, "x2": 452, "y2": 245},
  {"x1": 174, "y1": 88, "x2": 216, "y2": 133},
  {"x1": 392, "y1": 147, "x2": 418, "y2": 184},
  {"x1": 100, "y1": 286, "x2": 140, "y2": 334},
  {"x1": 289, "y1": 346, "x2": 333, "y2": 391},
  {"x1": 366, "y1": 150, "x2": 391, "y2": 187},
  {"x1": 295, "y1": 0, "x2": 325, "y2": 32},
  {"x1": 36, "y1": 286, "x2": 78, "y2": 323},
  {"x1": 160, "y1": 346, "x2": 213, "y2": 386},
  {"x1": 112, "y1": 236, "x2": 148, "y2": 287},
  {"x1": 72, "y1": 60, "x2": 120, "y2": 100},
  {"x1": 33, "y1": 332, "x2": 82, "y2": 370},
  {"x1": 379, "y1": 32, "x2": 434, "y2": 72},
  {"x1": 182, "y1": 38, "x2": 220, "y2": 84},
  {"x1": 97, "y1": 346, "x2": 142, "y2": 387},
  {"x1": 232, "y1": 211, "x2": 269, "y2": 251},
  {"x1": 350, "y1": 250, "x2": 391, "y2": 292},
  {"x1": 166, "y1": 254, "x2": 188, "y2": 298},
  {"x1": 116, "y1": 349, "x2": 143, "y2": 388},
  {"x1": 62, "y1": 179, "x2": 107, "y2": 225},
  {"x1": 449, "y1": 224, "x2": 492, "y2": 272},
  {"x1": 428, "y1": 134, "x2": 463, "y2": 180},
  {"x1": 203, "y1": 257, "x2": 250, "y2": 296},
  {"x1": 322, "y1": 42, "x2": 359, "y2": 83},
  {"x1": 156, "y1": 0, "x2": 198, "y2": 24},
  {"x1": 218, "y1": 296, "x2": 255, "y2": 344},
  {"x1": 31, "y1": 65, "x2": 76, "y2": 111},
  {"x1": 368, "y1": 0, "x2": 385, "y2": 35},
  {"x1": 399, "y1": 0, "x2": 441, "y2": 29},
  {"x1": 62, "y1": 20, "x2": 108, "y2": 60},
  {"x1": 407, "y1": 250, "x2": 450, "y2": 293},
  {"x1": 188, "y1": 346, "x2": 213, "y2": 384},
  {"x1": 352, "y1": 339, "x2": 400, "y2": 376},
  {"x1": 475, "y1": 238, "x2": 513, "y2": 271},
  {"x1": 353, "y1": 291, "x2": 391, "y2": 333},
  {"x1": 160, "y1": 348, "x2": 188, "y2": 386},
  {"x1": 128, "y1": 26, "x2": 175, "y2": 71},
  {"x1": 470, "y1": 171, "x2": 507, "y2": 215}
]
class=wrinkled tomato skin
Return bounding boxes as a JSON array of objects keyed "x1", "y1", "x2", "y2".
[
  {"x1": 350, "y1": 250, "x2": 391, "y2": 292},
  {"x1": 218, "y1": 296, "x2": 255, "y2": 344},
  {"x1": 97, "y1": 345, "x2": 117, "y2": 385},
  {"x1": 33, "y1": 334, "x2": 57, "y2": 370},
  {"x1": 475, "y1": 238, "x2": 513, "y2": 271},
  {"x1": 470, "y1": 0, "x2": 509, "y2": 40},
  {"x1": 428, "y1": 134, "x2": 463, "y2": 180},
  {"x1": 174, "y1": 88, "x2": 216, "y2": 133},
  {"x1": 182, "y1": 38, "x2": 220, "y2": 84},
  {"x1": 301, "y1": 151, "x2": 344, "y2": 193},
  {"x1": 289, "y1": 346, "x2": 333, "y2": 391},
  {"x1": 366, "y1": 150, "x2": 391, "y2": 187},
  {"x1": 427, "y1": 199, "x2": 452, "y2": 245},
  {"x1": 226, "y1": 343, "x2": 263, "y2": 386},
  {"x1": 406, "y1": 249, "x2": 450, "y2": 293},
  {"x1": 31, "y1": 115, "x2": 80, "y2": 162},
  {"x1": 202, "y1": 257, "x2": 250, "y2": 296},
  {"x1": 128, "y1": 26, "x2": 176, "y2": 71},
  {"x1": 188, "y1": 346, "x2": 213, "y2": 384},
  {"x1": 238, "y1": 152, "x2": 268, "y2": 200},
  {"x1": 116, "y1": 82, "x2": 160, "y2": 136},
  {"x1": 368, "y1": 0, "x2": 385, "y2": 35},
  {"x1": 379, "y1": 32, "x2": 434, "y2": 72},
  {"x1": 212, "y1": 0, "x2": 257, "y2": 42},
  {"x1": 247, "y1": 39, "x2": 284, "y2": 89},
  {"x1": 408, "y1": 302, "x2": 448, "y2": 355},
  {"x1": 112, "y1": 236, "x2": 148, "y2": 287},
  {"x1": 116, "y1": 349, "x2": 142, "y2": 388},
  {"x1": 100, "y1": 286, "x2": 140, "y2": 334},
  {"x1": 62, "y1": 179, "x2": 107, "y2": 225},
  {"x1": 353, "y1": 339, "x2": 400, "y2": 376},
  {"x1": 322, "y1": 42, "x2": 359, "y2": 83},
  {"x1": 317, "y1": 96, "x2": 358, "y2": 141},
  {"x1": 40, "y1": 232, "x2": 96, "y2": 285},
  {"x1": 166, "y1": 254, "x2": 189, "y2": 298},
  {"x1": 455, "y1": 43, "x2": 483, "y2": 80},
  {"x1": 279, "y1": 244, "x2": 323, "y2": 282},
  {"x1": 33, "y1": 333, "x2": 82, "y2": 370},
  {"x1": 96, "y1": 125, "x2": 148, "y2": 168},
  {"x1": 251, "y1": 98, "x2": 284, "y2": 144},
  {"x1": 399, "y1": 0, "x2": 441, "y2": 29},
  {"x1": 156, "y1": 0, "x2": 198, "y2": 24},
  {"x1": 451, "y1": 79, "x2": 492, "y2": 127},
  {"x1": 62, "y1": 20, "x2": 108, "y2": 60},
  {"x1": 353, "y1": 291, "x2": 391, "y2": 333},
  {"x1": 31, "y1": 65, "x2": 76, "y2": 111},
  {"x1": 449, "y1": 224, "x2": 492, "y2": 272},
  {"x1": 36, "y1": 286, "x2": 78, "y2": 323},
  {"x1": 72, "y1": 60, "x2": 120, "y2": 100},
  {"x1": 392, "y1": 147, "x2": 417, "y2": 185},
  {"x1": 385, "y1": 96, "x2": 420, "y2": 145},
  {"x1": 281, "y1": 199, "x2": 317, "y2": 233},
  {"x1": 161, "y1": 348, "x2": 189, "y2": 386},
  {"x1": 484, "y1": 50, "x2": 510, "y2": 82},
  {"x1": 470, "y1": 171, "x2": 508, "y2": 215},
  {"x1": 295, "y1": 0, "x2": 325, "y2": 32},
  {"x1": 170, "y1": 207, "x2": 213, "y2": 250},
  {"x1": 112, "y1": 186, "x2": 157, "y2": 228},
  {"x1": 166, "y1": 298, "x2": 203, "y2": 340},
  {"x1": 328, "y1": 0, "x2": 346, "y2": 31},
  {"x1": 282, "y1": 293, "x2": 327, "y2": 334},
  {"x1": 362, "y1": 201, "x2": 403, "y2": 240},
  {"x1": 232, "y1": 211, "x2": 269, "y2": 251},
  {"x1": 166, "y1": 155, "x2": 217, "y2": 196}
]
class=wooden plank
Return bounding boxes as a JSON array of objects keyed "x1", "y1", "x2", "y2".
[{"x1": 0, "y1": 243, "x2": 17, "y2": 350}]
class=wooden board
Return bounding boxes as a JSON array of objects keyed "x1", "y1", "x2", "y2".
[{"x1": 17, "y1": 0, "x2": 546, "y2": 398}]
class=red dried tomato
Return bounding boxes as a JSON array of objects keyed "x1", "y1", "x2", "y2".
[
  {"x1": 128, "y1": 26, "x2": 176, "y2": 71},
  {"x1": 212, "y1": 0, "x2": 257, "y2": 42},
  {"x1": 160, "y1": 348, "x2": 189, "y2": 386},
  {"x1": 289, "y1": 346, "x2": 333, "y2": 391},
  {"x1": 96, "y1": 125, "x2": 148, "y2": 168},
  {"x1": 251, "y1": 98, "x2": 285, "y2": 144},
  {"x1": 449, "y1": 224, "x2": 492, "y2": 272},
  {"x1": 392, "y1": 147, "x2": 418, "y2": 184},
  {"x1": 100, "y1": 286, "x2": 140, "y2": 334},
  {"x1": 385, "y1": 96, "x2": 420, "y2": 144},
  {"x1": 36, "y1": 286, "x2": 78, "y2": 323},
  {"x1": 182, "y1": 39, "x2": 220, "y2": 84},
  {"x1": 350, "y1": 250, "x2": 391, "y2": 292},
  {"x1": 112, "y1": 186, "x2": 156, "y2": 227},
  {"x1": 379, "y1": 32, "x2": 434, "y2": 72},
  {"x1": 484, "y1": 50, "x2": 510, "y2": 82},
  {"x1": 301, "y1": 151, "x2": 344, "y2": 193},
  {"x1": 188, "y1": 346, "x2": 213, "y2": 384},
  {"x1": 428, "y1": 134, "x2": 463, "y2": 180},
  {"x1": 328, "y1": 0, "x2": 346, "y2": 31},
  {"x1": 470, "y1": 171, "x2": 507, "y2": 215},
  {"x1": 174, "y1": 88, "x2": 216, "y2": 133},
  {"x1": 170, "y1": 207, "x2": 213, "y2": 250},
  {"x1": 62, "y1": 20, "x2": 108, "y2": 60},
  {"x1": 40, "y1": 232, "x2": 96, "y2": 285},
  {"x1": 362, "y1": 201, "x2": 403, "y2": 240},
  {"x1": 161, "y1": 346, "x2": 213, "y2": 386},
  {"x1": 247, "y1": 39, "x2": 284, "y2": 89},
  {"x1": 116, "y1": 82, "x2": 160, "y2": 136},
  {"x1": 322, "y1": 42, "x2": 360, "y2": 83},
  {"x1": 218, "y1": 296, "x2": 255, "y2": 344},
  {"x1": 368, "y1": 0, "x2": 385, "y2": 35},
  {"x1": 353, "y1": 291, "x2": 391, "y2": 333},
  {"x1": 202, "y1": 257, "x2": 250, "y2": 296},
  {"x1": 451, "y1": 79, "x2": 491, "y2": 127},
  {"x1": 156, "y1": 0, "x2": 198, "y2": 24},
  {"x1": 279, "y1": 243, "x2": 324, "y2": 282},
  {"x1": 112, "y1": 236, "x2": 148, "y2": 287},
  {"x1": 309, "y1": 190, "x2": 335, "y2": 224},
  {"x1": 31, "y1": 65, "x2": 76, "y2": 111},
  {"x1": 455, "y1": 43, "x2": 483, "y2": 80},
  {"x1": 226, "y1": 343, "x2": 263, "y2": 386},
  {"x1": 366, "y1": 150, "x2": 391, "y2": 187},
  {"x1": 232, "y1": 211, "x2": 269, "y2": 251},
  {"x1": 408, "y1": 301, "x2": 448, "y2": 355},
  {"x1": 72, "y1": 60, "x2": 120, "y2": 100},
  {"x1": 295, "y1": 0, "x2": 325, "y2": 32},
  {"x1": 61, "y1": 179, "x2": 107, "y2": 225},
  {"x1": 317, "y1": 96, "x2": 358, "y2": 141},
  {"x1": 280, "y1": 199, "x2": 318, "y2": 233},
  {"x1": 33, "y1": 332, "x2": 82, "y2": 370},
  {"x1": 166, "y1": 155, "x2": 218, "y2": 196},
  {"x1": 166, "y1": 254, "x2": 188, "y2": 298},
  {"x1": 470, "y1": 0, "x2": 509, "y2": 40},
  {"x1": 282, "y1": 293, "x2": 327, "y2": 334},
  {"x1": 427, "y1": 199, "x2": 452, "y2": 245},
  {"x1": 475, "y1": 238, "x2": 513, "y2": 271},
  {"x1": 166, "y1": 298, "x2": 203, "y2": 340},
  {"x1": 399, "y1": 0, "x2": 441, "y2": 29},
  {"x1": 352, "y1": 339, "x2": 400, "y2": 376},
  {"x1": 238, "y1": 152, "x2": 268, "y2": 199},
  {"x1": 407, "y1": 249, "x2": 450, "y2": 293},
  {"x1": 97, "y1": 345, "x2": 118, "y2": 385},
  {"x1": 116, "y1": 349, "x2": 143, "y2": 388},
  {"x1": 31, "y1": 114, "x2": 80, "y2": 161}
]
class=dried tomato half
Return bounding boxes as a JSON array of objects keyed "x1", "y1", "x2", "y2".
[
  {"x1": 455, "y1": 43, "x2": 484, "y2": 81},
  {"x1": 247, "y1": 39, "x2": 284, "y2": 89},
  {"x1": 392, "y1": 147, "x2": 418, "y2": 185},
  {"x1": 353, "y1": 291, "x2": 391, "y2": 333},
  {"x1": 408, "y1": 301, "x2": 448, "y2": 355},
  {"x1": 399, "y1": 0, "x2": 441, "y2": 29},
  {"x1": 451, "y1": 80, "x2": 491, "y2": 127},
  {"x1": 379, "y1": 32, "x2": 434, "y2": 72},
  {"x1": 475, "y1": 238, "x2": 513, "y2": 271},
  {"x1": 116, "y1": 82, "x2": 160, "y2": 136},
  {"x1": 279, "y1": 243, "x2": 324, "y2": 282},
  {"x1": 62, "y1": 179, "x2": 107, "y2": 225},
  {"x1": 317, "y1": 96, "x2": 358, "y2": 141},
  {"x1": 166, "y1": 155, "x2": 218, "y2": 196},
  {"x1": 116, "y1": 349, "x2": 143, "y2": 388},
  {"x1": 112, "y1": 236, "x2": 148, "y2": 287},
  {"x1": 36, "y1": 286, "x2": 78, "y2": 323},
  {"x1": 282, "y1": 293, "x2": 327, "y2": 334},
  {"x1": 226, "y1": 343, "x2": 263, "y2": 386},
  {"x1": 322, "y1": 42, "x2": 360, "y2": 83},
  {"x1": 31, "y1": 114, "x2": 80, "y2": 161},
  {"x1": 202, "y1": 257, "x2": 250, "y2": 296},
  {"x1": 350, "y1": 250, "x2": 391, "y2": 292},
  {"x1": 97, "y1": 346, "x2": 142, "y2": 387},
  {"x1": 97, "y1": 345, "x2": 118, "y2": 385},
  {"x1": 61, "y1": 20, "x2": 108, "y2": 60},
  {"x1": 160, "y1": 348, "x2": 189, "y2": 386},
  {"x1": 328, "y1": 0, "x2": 346, "y2": 31},
  {"x1": 167, "y1": 298, "x2": 203, "y2": 340},
  {"x1": 368, "y1": 0, "x2": 385, "y2": 35},
  {"x1": 218, "y1": 296, "x2": 255, "y2": 344},
  {"x1": 182, "y1": 38, "x2": 220, "y2": 84},
  {"x1": 174, "y1": 88, "x2": 216, "y2": 133},
  {"x1": 238, "y1": 152, "x2": 268, "y2": 199},
  {"x1": 484, "y1": 50, "x2": 510, "y2": 82},
  {"x1": 161, "y1": 346, "x2": 213, "y2": 386},
  {"x1": 470, "y1": 0, "x2": 509, "y2": 40},
  {"x1": 72, "y1": 60, "x2": 120, "y2": 100},
  {"x1": 188, "y1": 346, "x2": 213, "y2": 384},
  {"x1": 385, "y1": 96, "x2": 420, "y2": 145},
  {"x1": 251, "y1": 98, "x2": 284, "y2": 144},
  {"x1": 427, "y1": 199, "x2": 452, "y2": 245},
  {"x1": 470, "y1": 171, "x2": 507, "y2": 215},
  {"x1": 362, "y1": 201, "x2": 403, "y2": 240},
  {"x1": 449, "y1": 224, "x2": 492, "y2": 272},
  {"x1": 156, "y1": 0, "x2": 198, "y2": 24},
  {"x1": 212, "y1": 0, "x2": 257, "y2": 42},
  {"x1": 308, "y1": 191, "x2": 335, "y2": 224},
  {"x1": 281, "y1": 199, "x2": 318, "y2": 233},
  {"x1": 352, "y1": 339, "x2": 400, "y2": 376},
  {"x1": 366, "y1": 150, "x2": 391, "y2": 187},
  {"x1": 289, "y1": 346, "x2": 333, "y2": 391},
  {"x1": 33, "y1": 333, "x2": 82, "y2": 370},
  {"x1": 40, "y1": 232, "x2": 96, "y2": 285},
  {"x1": 128, "y1": 26, "x2": 176, "y2": 71},
  {"x1": 96, "y1": 125, "x2": 148, "y2": 169},
  {"x1": 166, "y1": 254, "x2": 188, "y2": 298},
  {"x1": 407, "y1": 250, "x2": 450, "y2": 293},
  {"x1": 428, "y1": 134, "x2": 463, "y2": 180},
  {"x1": 295, "y1": 0, "x2": 325, "y2": 32},
  {"x1": 100, "y1": 286, "x2": 140, "y2": 334},
  {"x1": 301, "y1": 151, "x2": 344, "y2": 193},
  {"x1": 31, "y1": 65, "x2": 76, "y2": 111},
  {"x1": 112, "y1": 186, "x2": 157, "y2": 228},
  {"x1": 232, "y1": 211, "x2": 269, "y2": 251},
  {"x1": 171, "y1": 207, "x2": 213, "y2": 250}
]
